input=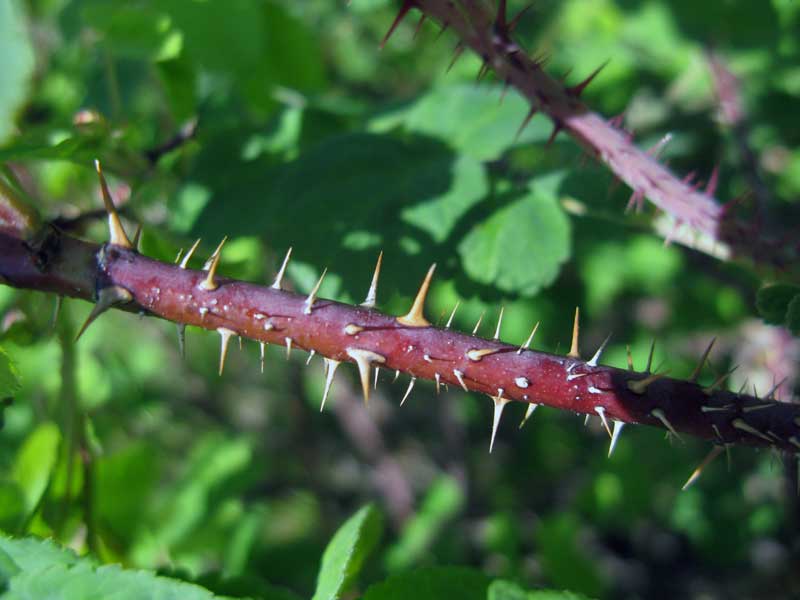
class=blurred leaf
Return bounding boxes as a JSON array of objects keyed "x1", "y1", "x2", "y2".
[
  {"x1": 0, "y1": 0, "x2": 34, "y2": 145},
  {"x1": 488, "y1": 580, "x2": 597, "y2": 600},
  {"x1": 756, "y1": 283, "x2": 800, "y2": 325},
  {"x1": 787, "y1": 294, "x2": 800, "y2": 335},
  {"x1": 0, "y1": 347, "x2": 21, "y2": 397},
  {"x1": 0, "y1": 535, "x2": 79, "y2": 572},
  {"x1": 312, "y1": 504, "x2": 383, "y2": 600},
  {"x1": 458, "y1": 172, "x2": 571, "y2": 295},
  {"x1": 11, "y1": 422, "x2": 61, "y2": 521},
  {"x1": 363, "y1": 567, "x2": 490, "y2": 600},
  {"x1": 536, "y1": 514, "x2": 604, "y2": 599},
  {"x1": 0, "y1": 546, "x2": 20, "y2": 590}
]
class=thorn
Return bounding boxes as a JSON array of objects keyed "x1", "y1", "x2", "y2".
[
  {"x1": 546, "y1": 120, "x2": 563, "y2": 147},
  {"x1": 493, "y1": 306, "x2": 505, "y2": 340},
  {"x1": 453, "y1": 369, "x2": 469, "y2": 392},
  {"x1": 413, "y1": 13, "x2": 426, "y2": 38},
  {"x1": 380, "y1": 0, "x2": 416, "y2": 49},
  {"x1": 595, "y1": 406, "x2": 612, "y2": 437},
  {"x1": 361, "y1": 251, "x2": 383, "y2": 308},
  {"x1": 490, "y1": 390, "x2": 510, "y2": 453},
  {"x1": 76, "y1": 285, "x2": 133, "y2": 340},
  {"x1": 306, "y1": 349, "x2": 316, "y2": 366},
  {"x1": 374, "y1": 365, "x2": 380, "y2": 390},
  {"x1": 689, "y1": 337, "x2": 716, "y2": 382},
  {"x1": 177, "y1": 324, "x2": 186, "y2": 359},
  {"x1": 199, "y1": 237, "x2": 226, "y2": 291},
  {"x1": 682, "y1": 446, "x2": 724, "y2": 490},
  {"x1": 650, "y1": 408, "x2": 682, "y2": 441},
  {"x1": 626, "y1": 189, "x2": 645, "y2": 213},
  {"x1": 131, "y1": 224, "x2": 142, "y2": 250},
  {"x1": 467, "y1": 348, "x2": 501, "y2": 362},
  {"x1": 94, "y1": 159, "x2": 132, "y2": 248},
  {"x1": 519, "y1": 403, "x2": 538, "y2": 429},
  {"x1": 587, "y1": 333, "x2": 612, "y2": 367},
  {"x1": 731, "y1": 418, "x2": 772, "y2": 442},
  {"x1": 238, "y1": 336, "x2": 243, "y2": 351},
  {"x1": 568, "y1": 307, "x2": 580, "y2": 358},
  {"x1": 303, "y1": 268, "x2": 327, "y2": 314},
  {"x1": 259, "y1": 342, "x2": 266, "y2": 373},
  {"x1": 401, "y1": 377, "x2": 416, "y2": 406},
  {"x1": 627, "y1": 372, "x2": 668, "y2": 394},
  {"x1": 608, "y1": 421, "x2": 624, "y2": 457},
  {"x1": 393, "y1": 369, "x2": 400, "y2": 382},
  {"x1": 346, "y1": 348, "x2": 386, "y2": 406},
  {"x1": 517, "y1": 322, "x2": 540, "y2": 354},
  {"x1": 272, "y1": 247, "x2": 292, "y2": 290},
  {"x1": 217, "y1": 327, "x2": 235, "y2": 376},
  {"x1": 566, "y1": 60, "x2": 609, "y2": 98},
  {"x1": 320, "y1": 358, "x2": 341, "y2": 412},
  {"x1": 51, "y1": 295, "x2": 63, "y2": 330},
  {"x1": 445, "y1": 301, "x2": 460, "y2": 329},
  {"x1": 202, "y1": 236, "x2": 228, "y2": 270},
  {"x1": 703, "y1": 366, "x2": 738, "y2": 394},
  {"x1": 514, "y1": 106, "x2": 539, "y2": 141},
  {"x1": 435, "y1": 372, "x2": 441, "y2": 394},
  {"x1": 447, "y1": 43, "x2": 465, "y2": 73},
  {"x1": 626, "y1": 345, "x2": 634, "y2": 370},
  {"x1": 645, "y1": 132, "x2": 673, "y2": 158},
  {"x1": 397, "y1": 264, "x2": 436, "y2": 327},
  {"x1": 508, "y1": 4, "x2": 534, "y2": 31},
  {"x1": 738, "y1": 378, "x2": 750, "y2": 395},
  {"x1": 472, "y1": 311, "x2": 485, "y2": 335},
  {"x1": 705, "y1": 165, "x2": 720, "y2": 197},
  {"x1": 765, "y1": 377, "x2": 787, "y2": 400},
  {"x1": 285, "y1": 337, "x2": 293, "y2": 360},
  {"x1": 180, "y1": 239, "x2": 202, "y2": 269},
  {"x1": 175, "y1": 248, "x2": 184, "y2": 264},
  {"x1": 645, "y1": 339, "x2": 656, "y2": 373}
]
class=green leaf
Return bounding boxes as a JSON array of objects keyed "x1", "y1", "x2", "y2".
[
  {"x1": 363, "y1": 567, "x2": 490, "y2": 600},
  {"x1": 11, "y1": 422, "x2": 61, "y2": 520},
  {"x1": 528, "y1": 591, "x2": 597, "y2": 600},
  {"x1": 488, "y1": 580, "x2": 528, "y2": 600},
  {"x1": 312, "y1": 504, "x2": 383, "y2": 600},
  {"x1": 786, "y1": 294, "x2": 800, "y2": 335},
  {"x1": 0, "y1": 547, "x2": 20, "y2": 591},
  {"x1": 0, "y1": 0, "x2": 34, "y2": 145},
  {"x1": 755, "y1": 284, "x2": 800, "y2": 325},
  {"x1": 458, "y1": 172, "x2": 571, "y2": 295},
  {"x1": 0, "y1": 347, "x2": 21, "y2": 397},
  {"x1": 0, "y1": 536, "x2": 79, "y2": 573}
]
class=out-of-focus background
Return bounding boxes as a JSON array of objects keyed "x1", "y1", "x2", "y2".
[{"x1": 1, "y1": 1, "x2": 799, "y2": 598}]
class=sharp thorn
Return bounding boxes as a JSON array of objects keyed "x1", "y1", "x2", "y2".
[
  {"x1": 703, "y1": 366, "x2": 738, "y2": 394},
  {"x1": 202, "y1": 236, "x2": 228, "y2": 270},
  {"x1": 645, "y1": 338, "x2": 656, "y2": 373},
  {"x1": 380, "y1": 0, "x2": 415, "y2": 49},
  {"x1": 217, "y1": 327, "x2": 235, "y2": 376},
  {"x1": 285, "y1": 337, "x2": 293, "y2": 360},
  {"x1": 566, "y1": 60, "x2": 610, "y2": 98},
  {"x1": 177, "y1": 323, "x2": 186, "y2": 359},
  {"x1": 199, "y1": 237, "x2": 226, "y2": 291},
  {"x1": 514, "y1": 106, "x2": 538, "y2": 141},
  {"x1": 259, "y1": 342, "x2": 266, "y2": 373},
  {"x1": 453, "y1": 369, "x2": 469, "y2": 392},
  {"x1": 489, "y1": 389, "x2": 509, "y2": 453},
  {"x1": 447, "y1": 43, "x2": 465, "y2": 73},
  {"x1": 175, "y1": 248, "x2": 184, "y2": 264},
  {"x1": 493, "y1": 306, "x2": 505, "y2": 340},
  {"x1": 131, "y1": 224, "x2": 142, "y2": 250},
  {"x1": 320, "y1": 358, "x2": 341, "y2": 412},
  {"x1": 519, "y1": 403, "x2": 538, "y2": 429},
  {"x1": 517, "y1": 321, "x2": 540, "y2": 354},
  {"x1": 374, "y1": 365, "x2": 380, "y2": 390},
  {"x1": 765, "y1": 376, "x2": 787, "y2": 400},
  {"x1": 397, "y1": 264, "x2": 436, "y2": 327},
  {"x1": 445, "y1": 301, "x2": 460, "y2": 329},
  {"x1": 472, "y1": 311, "x2": 485, "y2": 336},
  {"x1": 51, "y1": 295, "x2": 63, "y2": 329},
  {"x1": 347, "y1": 348, "x2": 386, "y2": 406},
  {"x1": 568, "y1": 307, "x2": 580, "y2": 358},
  {"x1": 546, "y1": 121, "x2": 563, "y2": 147},
  {"x1": 180, "y1": 238, "x2": 202, "y2": 269},
  {"x1": 303, "y1": 268, "x2": 327, "y2": 314},
  {"x1": 401, "y1": 377, "x2": 416, "y2": 406},
  {"x1": 94, "y1": 159, "x2": 132, "y2": 248},
  {"x1": 627, "y1": 372, "x2": 668, "y2": 394},
  {"x1": 682, "y1": 446, "x2": 724, "y2": 490},
  {"x1": 361, "y1": 250, "x2": 383, "y2": 308},
  {"x1": 435, "y1": 372, "x2": 441, "y2": 394},
  {"x1": 689, "y1": 337, "x2": 716, "y2": 383},
  {"x1": 306, "y1": 349, "x2": 316, "y2": 366},
  {"x1": 608, "y1": 421, "x2": 624, "y2": 457},
  {"x1": 76, "y1": 285, "x2": 133, "y2": 340},
  {"x1": 650, "y1": 408, "x2": 682, "y2": 442},
  {"x1": 272, "y1": 247, "x2": 292, "y2": 290},
  {"x1": 595, "y1": 406, "x2": 612, "y2": 438},
  {"x1": 587, "y1": 333, "x2": 612, "y2": 367},
  {"x1": 393, "y1": 369, "x2": 400, "y2": 383},
  {"x1": 731, "y1": 418, "x2": 773, "y2": 442}
]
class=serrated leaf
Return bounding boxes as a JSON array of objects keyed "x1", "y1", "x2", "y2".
[
  {"x1": 0, "y1": 0, "x2": 34, "y2": 145},
  {"x1": 0, "y1": 536, "x2": 80, "y2": 573},
  {"x1": 312, "y1": 504, "x2": 383, "y2": 600},
  {"x1": 755, "y1": 284, "x2": 800, "y2": 325},
  {"x1": 11, "y1": 422, "x2": 61, "y2": 519},
  {"x1": 458, "y1": 173, "x2": 571, "y2": 296},
  {"x1": 0, "y1": 347, "x2": 21, "y2": 397},
  {"x1": 362, "y1": 567, "x2": 490, "y2": 600}
]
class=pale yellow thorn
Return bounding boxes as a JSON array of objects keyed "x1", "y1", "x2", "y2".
[
  {"x1": 76, "y1": 285, "x2": 133, "y2": 341},
  {"x1": 346, "y1": 348, "x2": 386, "y2": 405},
  {"x1": 95, "y1": 159, "x2": 132, "y2": 248},
  {"x1": 217, "y1": 327, "x2": 235, "y2": 376},
  {"x1": 306, "y1": 350, "x2": 316, "y2": 365},
  {"x1": 627, "y1": 372, "x2": 668, "y2": 394},
  {"x1": 374, "y1": 366, "x2": 380, "y2": 390},
  {"x1": 731, "y1": 418, "x2": 772, "y2": 442},
  {"x1": 453, "y1": 369, "x2": 469, "y2": 392},
  {"x1": 650, "y1": 408, "x2": 682, "y2": 441},
  {"x1": 689, "y1": 337, "x2": 716, "y2": 383},
  {"x1": 320, "y1": 358, "x2": 341, "y2": 411},
  {"x1": 401, "y1": 377, "x2": 416, "y2": 406},
  {"x1": 595, "y1": 406, "x2": 612, "y2": 437},
  {"x1": 202, "y1": 236, "x2": 228, "y2": 270},
  {"x1": 199, "y1": 238, "x2": 226, "y2": 291},
  {"x1": 519, "y1": 403, "x2": 538, "y2": 429},
  {"x1": 608, "y1": 421, "x2": 624, "y2": 457},
  {"x1": 397, "y1": 264, "x2": 436, "y2": 327},
  {"x1": 435, "y1": 372, "x2": 441, "y2": 394},
  {"x1": 361, "y1": 251, "x2": 383, "y2": 308},
  {"x1": 179, "y1": 238, "x2": 202, "y2": 269},
  {"x1": 272, "y1": 247, "x2": 292, "y2": 290},
  {"x1": 131, "y1": 224, "x2": 142, "y2": 250},
  {"x1": 682, "y1": 446, "x2": 724, "y2": 490},
  {"x1": 259, "y1": 342, "x2": 266, "y2": 373},
  {"x1": 285, "y1": 337, "x2": 293, "y2": 360},
  {"x1": 493, "y1": 306, "x2": 505, "y2": 340},
  {"x1": 175, "y1": 248, "x2": 184, "y2": 264},
  {"x1": 567, "y1": 307, "x2": 580, "y2": 358},
  {"x1": 303, "y1": 268, "x2": 327, "y2": 315},
  {"x1": 445, "y1": 301, "x2": 460, "y2": 329},
  {"x1": 471, "y1": 310, "x2": 485, "y2": 336},
  {"x1": 517, "y1": 322, "x2": 540, "y2": 354},
  {"x1": 489, "y1": 389, "x2": 510, "y2": 453},
  {"x1": 466, "y1": 347, "x2": 501, "y2": 362}
]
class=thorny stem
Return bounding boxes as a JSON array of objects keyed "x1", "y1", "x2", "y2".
[
  {"x1": 1, "y1": 226, "x2": 799, "y2": 455},
  {"x1": 396, "y1": 0, "x2": 797, "y2": 273}
]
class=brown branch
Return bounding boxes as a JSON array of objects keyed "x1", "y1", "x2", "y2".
[
  {"x1": 1, "y1": 225, "x2": 799, "y2": 456},
  {"x1": 389, "y1": 0, "x2": 796, "y2": 272}
]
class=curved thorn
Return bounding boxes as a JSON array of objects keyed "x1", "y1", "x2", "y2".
[
  {"x1": 445, "y1": 301, "x2": 460, "y2": 329},
  {"x1": 682, "y1": 446, "x2": 724, "y2": 490},
  {"x1": 519, "y1": 402, "x2": 538, "y2": 429},
  {"x1": 272, "y1": 247, "x2": 292, "y2": 290},
  {"x1": 401, "y1": 377, "x2": 416, "y2": 406},
  {"x1": 397, "y1": 264, "x2": 436, "y2": 327},
  {"x1": 689, "y1": 337, "x2": 716, "y2": 383},
  {"x1": 490, "y1": 390, "x2": 509, "y2": 453},
  {"x1": 347, "y1": 348, "x2": 386, "y2": 405},
  {"x1": 493, "y1": 306, "x2": 505, "y2": 340},
  {"x1": 306, "y1": 349, "x2": 316, "y2": 366},
  {"x1": 217, "y1": 327, "x2": 235, "y2": 376},
  {"x1": 180, "y1": 238, "x2": 202, "y2": 269},
  {"x1": 76, "y1": 285, "x2": 133, "y2": 340},
  {"x1": 587, "y1": 333, "x2": 612, "y2": 367},
  {"x1": 94, "y1": 159, "x2": 132, "y2": 248},
  {"x1": 608, "y1": 421, "x2": 624, "y2": 457},
  {"x1": 320, "y1": 358, "x2": 341, "y2": 412},
  {"x1": 517, "y1": 322, "x2": 540, "y2": 354},
  {"x1": 361, "y1": 251, "x2": 383, "y2": 309},
  {"x1": 472, "y1": 311, "x2": 485, "y2": 336},
  {"x1": 304, "y1": 268, "x2": 327, "y2": 314}
]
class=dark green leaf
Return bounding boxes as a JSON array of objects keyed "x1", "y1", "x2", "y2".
[
  {"x1": 0, "y1": 347, "x2": 21, "y2": 397},
  {"x1": 755, "y1": 284, "x2": 800, "y2": 325},
  {"x1": 786, "y1": 294, "x2": 800, "y2": 335},
  {"x1": 363, "y1": 567, "x2": 491, "y2": 600},
  {"x1": 0, "y1": 0, "x2": 34, "y2": 145},
  {"x1": 11, "y1": 422, "x2": 61, "y2": 519}
]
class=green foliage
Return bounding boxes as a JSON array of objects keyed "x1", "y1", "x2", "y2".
[
  {"x1": 0, "y1": 1, "x2": 34, "y2": 145},
  {"x1": 757, "y1": 284, "x2": 800, "y2": 334}
]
